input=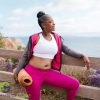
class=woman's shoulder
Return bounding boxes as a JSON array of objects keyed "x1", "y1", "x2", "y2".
[
  {"x1": 30, "y1": 32, "x2": 40, "y2": 37},
  {"x1": 29, "y1": 32, "x2": 40, "y2": 44}
]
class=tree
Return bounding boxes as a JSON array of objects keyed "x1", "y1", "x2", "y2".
[
  {"x1": 0, "y1": 32, "x2": 5, "y2": 48},
  {"x1": 17, "y1": 45, "x2": 22, "y2": 50}
]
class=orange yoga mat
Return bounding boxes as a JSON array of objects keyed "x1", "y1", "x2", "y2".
[{"x1": 13, "y1": 68, "x2": 33, "y2": 86}]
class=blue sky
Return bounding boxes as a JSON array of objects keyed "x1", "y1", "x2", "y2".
[{"x1": 0, "y1": 0, "x2": 100, "y2": 37}]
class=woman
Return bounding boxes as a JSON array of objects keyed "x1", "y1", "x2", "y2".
[{"x1": 13, "y1": 11, "x2": 90, "y2": 100}]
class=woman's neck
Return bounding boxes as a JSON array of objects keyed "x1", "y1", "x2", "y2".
[
  {"x1": 42, "y1": 31, "x2": 52, "y2": 41},
  {"x1": 42, "y1": 31, "x2": 51, "y2": 36}
]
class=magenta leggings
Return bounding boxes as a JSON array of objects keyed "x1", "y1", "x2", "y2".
[{"x1": 24, "y1": 64, "x2": 79, "y2": 100}]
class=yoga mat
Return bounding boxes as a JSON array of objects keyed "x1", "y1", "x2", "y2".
[{"x1": 13, "y1": 68, "x2": 33, "y2": 86}]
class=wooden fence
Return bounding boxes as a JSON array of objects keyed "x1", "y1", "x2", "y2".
[{"x1": 0, "y1": 48, "x2": 100, "y2": 100}]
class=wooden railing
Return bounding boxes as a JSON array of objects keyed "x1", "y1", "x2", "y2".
[{"x1": 0, "y1": 48, "x2": 100, "y2": 100}]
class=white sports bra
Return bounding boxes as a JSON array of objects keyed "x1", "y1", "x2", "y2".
[{"x1": 33, "y1": 33, "x2": 58, "y2": 59}]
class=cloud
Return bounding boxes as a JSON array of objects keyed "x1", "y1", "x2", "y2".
[
  {"x1": 8, "y1": 23, "x2": 33, "y2": 29},
  {"x1": 3, "y1": 22, "x2": 34, "y2": 37},
  {"x1": 48, "y1": 0, "x2": 100, "y2": 35},
  {"x1": 2, "y1": 0, "x2": 100, "y2": 36},
  {"x1": 8, "y1": 16, "x2": 21, "y2": 21},
  {"x1": 12, "y1": 8, "x2": 33, "y2": 17},
  {"x1": 43, "y1": 0, "x2": 94, "y2": 13}
]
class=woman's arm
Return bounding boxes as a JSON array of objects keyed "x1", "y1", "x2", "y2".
[
  {"x1": 61, "y1": 38, "x2": 90, "y2": 69},
  {"x1": 61, "y1": 38, "x2": 83, "y2": 58},
  {"x1": 15, "y1": 36, "x2": 32, "y2": 74}
]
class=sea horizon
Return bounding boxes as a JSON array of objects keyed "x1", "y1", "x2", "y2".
[{"x1": 12, "y1": 35, "x2": 100, "y2": 58}]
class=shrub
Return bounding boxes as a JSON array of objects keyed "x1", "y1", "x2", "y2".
[{"x1": 0, "y1": 32, "x2": 5, "y2": 48}]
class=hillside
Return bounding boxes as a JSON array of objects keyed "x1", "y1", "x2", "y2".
[{"x1": 2, "y1": 37, "x2": 25, "y2": 50}]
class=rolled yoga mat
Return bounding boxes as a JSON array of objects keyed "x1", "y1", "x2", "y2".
[{"x1": 13, "y1": 68, "x2": 33, "y2": 86}]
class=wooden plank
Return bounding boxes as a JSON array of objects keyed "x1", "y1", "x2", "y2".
[
  {"x1": 89, "y1": 57, "x2": 100, "y2": 70},
  {"x1": 62, "y1": 54, "x2": 100, "y2": 69},
  {"x1": 0, "y1": 92, "x2": 26, "y2": 100},
  {"x1": 0, "y1": 71, "x2": 15, "y2": 84},
  {"x1": 62, "y1": 54, "x2": 85, "y2": 66},
  {"x1": 0, "y1": 48, "x2": 23, "y2": 59},
  {"x1": 0, "y1": 71, "x2": 100, "y2": 100},
  {"x1": 0, "y1": 48, "x2": 100, "y2": 69},
  {"x1": 77, "y1": 85, "x2": 100, "y2": 100}
]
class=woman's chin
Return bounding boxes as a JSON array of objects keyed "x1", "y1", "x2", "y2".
[{"x1": 52, "y1": 28, "x2": 55, "y2": 31}]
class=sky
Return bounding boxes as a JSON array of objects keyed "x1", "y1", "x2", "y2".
[{"x1": 0, "y1": 0, "x2": 100, "y2": 37}]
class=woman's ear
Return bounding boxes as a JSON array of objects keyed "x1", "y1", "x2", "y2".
[{"x1": 41, "y1": 23, "x2": 45, "y2": 29}]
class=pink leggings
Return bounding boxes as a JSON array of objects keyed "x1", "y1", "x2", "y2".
[{"x1": 24, "y1": 64, "x2": 79, "y2": 100}]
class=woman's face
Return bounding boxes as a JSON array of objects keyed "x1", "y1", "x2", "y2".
[{"x1": 42, "y1": 16, "x2": 55, "y2": 32}]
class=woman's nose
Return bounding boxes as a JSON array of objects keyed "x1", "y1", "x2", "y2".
[{"x1": 53, "y1": 23, "x2": 55, "y2": 26}]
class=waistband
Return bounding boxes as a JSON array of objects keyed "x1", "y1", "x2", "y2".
[{"x1": 26, "y1": 63, "x2": 50, "y2": 71}]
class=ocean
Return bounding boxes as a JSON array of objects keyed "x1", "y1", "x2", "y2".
[{"x1": 17, "y1": 36, "x2": 100, "y2": 58}]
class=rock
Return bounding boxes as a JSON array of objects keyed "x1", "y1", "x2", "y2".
[{"x1": 2, "y1": 37, "x2": 25, "y2": 50}]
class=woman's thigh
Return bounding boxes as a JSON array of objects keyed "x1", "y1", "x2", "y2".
[{"x1": 44, "y1": 69, "x2": 80, "y2": 90}]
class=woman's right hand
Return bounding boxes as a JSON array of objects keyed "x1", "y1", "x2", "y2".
[
  {"x1": 13, "y1": 70, "x2": 19, "y2": 83},
  {"x1": 81, "y1": 55, "x2": 91, "y2": 70}
]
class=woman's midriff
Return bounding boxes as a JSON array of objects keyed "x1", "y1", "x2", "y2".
[{"x1": 29, "y1": 56, "x2": 52, "y2": 70}]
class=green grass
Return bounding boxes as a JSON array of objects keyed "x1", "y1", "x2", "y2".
[{"x1": 0, "y1": 81, "x2": 10, "y2": 91}]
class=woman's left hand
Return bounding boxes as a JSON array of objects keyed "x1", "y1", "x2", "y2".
[{"x1": 81, "y1": 55, "x2": 91, "y2": 70}]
